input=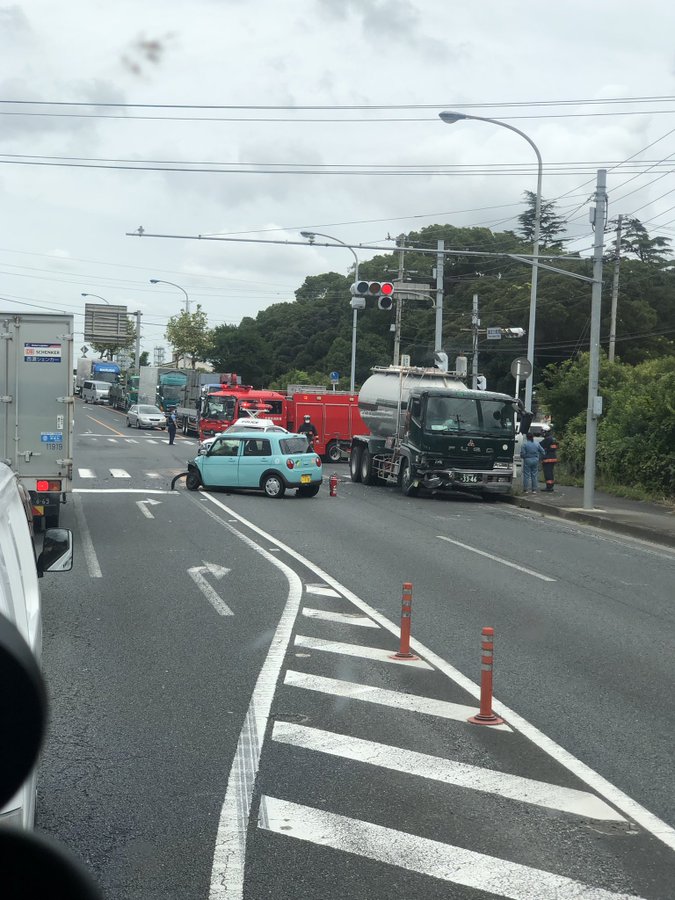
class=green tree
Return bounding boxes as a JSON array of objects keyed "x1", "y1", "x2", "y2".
[
  {"x1": 517, "y1": 191, "x2": 568, "y2": 249},
  {"x1": 165, "y1": 304, "x2": 212, "y2": 368},
  {"x1": 619, "y1": 218, "x2": 672, "y2": 264}
]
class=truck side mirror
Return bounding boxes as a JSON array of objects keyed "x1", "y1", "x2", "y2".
[
  {"x1": 37, "y1": 528, "x2": 73, "y2": 577},
  {"x1": 519, "y1": 411, "x2": 534, "y2": 434}
]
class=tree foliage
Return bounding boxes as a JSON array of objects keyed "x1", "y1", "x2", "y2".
[
  {"x1": 517, "y1": 191, "x2": 568, "y2": 249},
  {"x1": 165, "y1": 305, "x2": 212, "y2": 368}
]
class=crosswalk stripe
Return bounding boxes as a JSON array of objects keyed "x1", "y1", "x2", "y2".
[
  {"x1": 301, "y1": 608, "x2": 379, "y2": 628},
  {"x1": 78, "y1": 468, "x2": 96, "y2": 479},
  {"x1": 146, "y1": 439, "x2": 158, "y2": 444},
  {"x1": 283, "y1": 670, "x2": 512, "y2": 730},
  {"x1": 272, "y1": 722, "x2": 623, "y2": 821},
  {"x1": 109, "y1": 468, "x2": 131, "y2": 478},
  {"x1": 146, "y1": 473, "x2": 161, "y2": 478},
  {"x1": 125, "y1": 439, "x2": 138, "y2": 444},
  {"x1": 305, "y1": 584, "x2": 341, "y2": 597},
  {"x1": 259, "y1": 797, "x2": 642, "y2": 900},
  {"x1": 107, "y1": 438, "x2": 118, "y2": 443},
  {"x1": 294, "y1": 634, "x2": 433, "y2": 669}
]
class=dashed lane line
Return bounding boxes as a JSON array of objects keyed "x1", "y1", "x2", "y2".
[
  {"x1": 259, "y1": 797, "x2": 646, "y2": 900},
  {"x1": 271, "y1": 721, "x2": 623, "y2": 822},
  {"x1": 437, "y1": 534, "x2": 556, "y2": 582},
  {"x1": 294, "y1": 634, "x2": 433, "y2": 669}
]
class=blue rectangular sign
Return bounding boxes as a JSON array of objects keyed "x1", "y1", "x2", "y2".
[{"x1": 40, "y1": 433, "x2": 63, "y2": 443}]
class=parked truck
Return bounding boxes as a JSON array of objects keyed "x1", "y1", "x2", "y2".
[
  {"x1": 109, "y1": 373, "x2": 139, "y2": 411},
  {"x1": 75, "y1": 357, "x2": 120, "y2": 396},
  {"x1": 349, "y1": 365, "x2": 530, "y2": 498},
  {"x1": 0, "y1": 312, "x2": 74, "y2": 527},
  {"x1": 285, "y1": 388, "x2": 366, "y2": 462}
]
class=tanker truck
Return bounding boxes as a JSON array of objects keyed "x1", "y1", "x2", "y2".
[{"x1": 349, "y1": 366, "x2": 530, "y2": 498}]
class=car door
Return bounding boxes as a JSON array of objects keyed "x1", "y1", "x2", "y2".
[
  {"x1": 128, "y1": 405, "x2": 138, "y2": 426},
  {"x1": 200, "y1": 437, "x2": 242, "y2": 487},
  {"x1": 238, "y1": 437, "x2": 273, "y2": 488}
]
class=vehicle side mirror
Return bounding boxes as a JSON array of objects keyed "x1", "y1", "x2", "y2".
[
  {"x1": 519, "y1": 411, "x2": 534, "y2": 434},
  {"x1": 37, "y1": 528, "x2": 73, "y2": 577},
  {"x1": 198, "y1": 447, "x2": 208, "y2": 456}
]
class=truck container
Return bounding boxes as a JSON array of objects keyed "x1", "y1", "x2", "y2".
[
  {"x1": 285, "y1": 389, "x2": 366, "y2": 462},
  {"x1": 75, "y1": 357, "x2": 120, "y2": 396},
  {"x1": 350, "y1": 365, "x2": 529, "y2": 498},
  {"x1": 0, "y1": 312, "x2": 74, "y2": 527}
]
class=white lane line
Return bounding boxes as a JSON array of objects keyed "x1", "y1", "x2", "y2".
[
  {"x1": 109, "y1": 468, "x2": 131, "y2": 478},
  {"x1": 107, "y1": 437, "x2": 118, "y2": 443},
  {"x1": 205, "y1": 496, "x2": 675, "y2": 852},
  {"x1": 190, "y1": 497, "x2": 304, "y2": 900},
  {"x1": 74, "y1": 488, "x2": 177, "y2": 494},
  {"x1": 146, "y1": 473, "x2": 161, "y2": 478},
  {"x1": 78, "y1": 468, "x2": 96, "y2": 478},
  {"x1": 294, "y1": 634, "x2": 433, "y2": 669},
  {"x1": 437, "y1": 534, "x2": 556, "y2": 582},
  {"x1": 125, "y1": 439, "x2": 139, "y2": 444},
  {"x1": 283, "y1": 671, "x2": 512, "y2": 731},
  {"x1": 306, "y1": 583, "x2": 341, "y2": 597},
  {"x1": 146, "y1": 439, "x2": 158, "y2": 444},
  {"x1": 272, "y1": 722, "x2": 622, "y2": 821},
  {"x1": 259, "y1": 797, "x2": 644, "y2": 900},
  {"x1": 302, "y1": 608, "x2": 379, "y2": 628},
  {"x1": 73, "y1": 495, "x2": 102, "y2": 578}
]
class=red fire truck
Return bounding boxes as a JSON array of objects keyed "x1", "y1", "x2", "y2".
[
  {"x1": 197, "y1": 377, "x2": 287, "y2": 442},
  {"x1": 285, "y1": 390, "x2": 366, "y2": 462}
]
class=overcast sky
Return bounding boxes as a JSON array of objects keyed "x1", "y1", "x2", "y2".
[{"x1": 2, "y1": 0, "x2": 675, "y2": 359}]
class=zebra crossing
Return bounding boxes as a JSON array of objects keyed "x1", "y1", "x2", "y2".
[
  {"x1": 240, "y1": 580, "x2": 669, "y2": 899},
  {"x1": 78, "y1": 467, "x2": 168, "y2": 480}
]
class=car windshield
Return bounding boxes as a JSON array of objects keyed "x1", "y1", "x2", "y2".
[
  {"x1": 138, "y1": 405, "x2": 162, "y2": 414},
  {"x1": 425, "y1": 397, "x2": 515, "y2": 435},
  {"x1": 280, "y1": 436, "x2": 311, "y2": 454}
]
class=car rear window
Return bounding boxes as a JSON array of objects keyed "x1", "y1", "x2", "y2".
[{"x1": 280, "y1": 437, "x2": 310, "y2": 454}]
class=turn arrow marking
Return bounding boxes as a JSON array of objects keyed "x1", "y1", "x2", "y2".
[
  {"x1": 136, "y1": 498, "x2": 162, "y2": 519},
  {"x1": 188, "y1": 562, "x2": 233, "y2": 616}
]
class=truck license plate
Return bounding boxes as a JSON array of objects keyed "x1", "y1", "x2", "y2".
[
  {"x1": 460, "y1": 474, "x2": 479, "y2": 484},
  {"x1": 300, "y1": 474, "x2": 311, "y2": 484}
]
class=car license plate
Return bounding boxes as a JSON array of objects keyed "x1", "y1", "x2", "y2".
[
  {"x1": 300, "y1": 474, "x2": 311, "y2": 484},
  {"x1": 460, "y1": 474, "x2": 479, "y2": 484}
]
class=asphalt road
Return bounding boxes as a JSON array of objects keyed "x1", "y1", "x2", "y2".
[{"x1": 35, "y1": 399, "x2": 675, "y2": 899}]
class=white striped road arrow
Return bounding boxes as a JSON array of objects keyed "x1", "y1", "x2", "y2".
[
  {"x1": 188, "y1": 562, "x2": 233, "y2": 616},
  {"x1": 136, "y1": 498, "x2": 162, "y2": 519}
]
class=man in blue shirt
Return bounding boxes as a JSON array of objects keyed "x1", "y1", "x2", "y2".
[{"x1": 520, "y1": 432, "x2": 545, "y2": 493}]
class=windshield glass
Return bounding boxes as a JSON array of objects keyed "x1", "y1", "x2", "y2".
[
  {"x1": 280, "y1": 437, "x2": 311, "y2": 454},
  {"x1": 139, "y1": 405, "x2": 161, "y2": 414},
  {"x1": 203, "y1": 396, "x2": 236, "y2": 420},
  {"x1": 425, "y1": 396, "x2": 515, "y2": 435}
]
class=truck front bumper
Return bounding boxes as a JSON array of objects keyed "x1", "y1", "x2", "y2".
[{"x1": 419, "y1": 469, "x2": 513, "y2": 493}]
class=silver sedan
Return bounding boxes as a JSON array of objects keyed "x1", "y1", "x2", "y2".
[{"x1": 126, "y1": 404, "x2": 167, "y2": 430}]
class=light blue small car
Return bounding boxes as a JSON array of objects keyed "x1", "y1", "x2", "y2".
[{"x1": 186, "y1": 430, "x2": 323, "y2": 498}]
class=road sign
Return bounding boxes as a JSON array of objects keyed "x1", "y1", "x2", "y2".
[
  {"x1": 510, "y1": 357, "x2": 532, "y2": 378},
  {"x1": 392, "y1": 281, "x2": 433, "y2": 300},
  {"x1": 486, "y1": 327, "x2": 502, "y2": 340},
  {"x1": 329, "y1": 371, "x2": 340, "y2": 383},
  {"x1": 80, "y1": 345, "x2": 89, "y2": 355}
]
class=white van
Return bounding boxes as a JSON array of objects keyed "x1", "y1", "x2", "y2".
[
  {"x1": 82, "y1": 379, "x2": 110, "y2": 404},
  {"x1": 0, "y1": 462, "x2": 73, "y2": 828}
]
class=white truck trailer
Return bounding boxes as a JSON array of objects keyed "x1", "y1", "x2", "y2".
[{"x1": 0, "y1": 312, "x2": 74, "y2": 527}]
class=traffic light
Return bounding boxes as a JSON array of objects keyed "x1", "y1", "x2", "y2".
[
  {"x1": 378, "y1": 282, "x2": 394, "y2": 310},
  {"x1": 350, "y1": 281, "x2": 395, "y2": 309}
]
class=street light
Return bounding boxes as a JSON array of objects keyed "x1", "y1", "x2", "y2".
[
  {"x1": 81, "y1": 292, "x2": 110, "y2": 305},
  {"x1": 149, "y1": 278, "x2": 190, "y2": 314},
  {"x1": 300, "y1": 231, "x2": 360, "y2": 393},
  {"x1": 439, "y1": 110, "x2": 542, "y2": 411}
]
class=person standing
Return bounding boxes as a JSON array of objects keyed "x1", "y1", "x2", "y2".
[
  {"x1": 297, "y1": 414, "x2": 318, "y2": 451},
  {"x1": 166, "y1": 407, "x2": 177, "y2": 446},
  {"x1": 520, "y1": 432, "x2": 544, "y2": 493},
  {"x1": 540, "y1": 427, "x2": 558, "y2": 492}
]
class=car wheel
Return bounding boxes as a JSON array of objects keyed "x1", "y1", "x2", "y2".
[
  {"x1": 136, "y1": 420, "x2": 141, "y2": 429},
  {"x1": 186, "y1": 470, "x2": 201, "y2": 491},
  {"x1": 326, "y1": 441, "x2": 341, "y2": 463},
  {"x1": 361, "y1": 448, "x2": 376, "y2": 485},
  {"x1": 262, "y1": 473, "x2": 285, "y2": 498},
  {"x1": 297, "y1": 484, "x2": 320, "y2": 498},
  {"x1": 350, "y1": 445, "x2": 363, "y2": 482},
  {"x1": 126, "y1": 419, "x2": 131, "y2": 428},
  {"x1": 399, "y1": 459, "x2": 419, "y2": 497}
]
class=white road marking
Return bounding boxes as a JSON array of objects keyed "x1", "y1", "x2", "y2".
[
  {"x1": 294, "y1": 634, "x2": 433, "y2": 669},
  {"x1": 109, "y1": 468, "x2": 131, "y2": 478},
  {"x1": 125, "y1": 439, "x2": 139, "y2": 444},
  {"x1": 437, "y1": 534, "x2": 556, "y2": 582},
  {"x1": 259, "y1": 797, "x2": 645, "y2": 900},
  {"x1": 187, "y1": 562, "x2": 233, "y2": 616},
  {"x1": 190, "y1": 497, "x2": 305, "y2": 900},
  {"x1": 204, "y1": 496, "x2": 675, "y2": 852},
  {"x1": 272, "y1": 722, "x2": 622, "y2": 821},
  {"x1": 74, "y1": 488, "x2": 176, "y2": 494},
  {"x1": 283, "y1": 671, "x2": 512, "y2": 730},
  {"x1": 146, "y1": 472, "x2": 161, "y2": 478},
  {"x1": 136, "y1": 498, "x2": 161, "y2": 520},
  {"x1": 107, "y1": 438, "x2": 118, "y2": 443},
  {"x1": 73, "y1": 496, "x2": 102, "y2": 578},
  {"x1": 78, "y1": 468, "x2": 95, "y2": 478},
  {"x1": 146, "y1": 439, "x2": 158, "y2": 444},
  {"x1": 302, "y1": 608, "x2": 379, "y2": 628},
  {"x1": 305, "y1": 583, "x2": 341, "y2": 597}
]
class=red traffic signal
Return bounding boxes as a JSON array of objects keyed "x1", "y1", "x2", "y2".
[{"x1": 350, "y1": 281, "x2": 395, "y2": 299}]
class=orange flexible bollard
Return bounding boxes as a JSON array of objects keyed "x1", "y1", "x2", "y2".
[
  {"x1": 392, "y1": 582, "x2": 419, "y2": 660},
  {"x1": 468, "y1": 627, "x2": 505, "y2": 726}
]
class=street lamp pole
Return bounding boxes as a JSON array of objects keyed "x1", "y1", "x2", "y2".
[
  {"x1": 439, "y1": 111, "x2": 542, "y2": 411},
  {"x1": 149, "y1": 279, "x2": 190, "y2": 314},
  {"x1": 300, "y1": 231, "x2": 360, "y2": 393},
  {"x1": 81, "y1": 292, "x2": 110, "y2": 305}
]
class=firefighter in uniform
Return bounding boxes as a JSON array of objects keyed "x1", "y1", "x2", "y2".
[
  {"x1": 297, "y1": 414, "x2": 318, "y2": 451},
  {"x1": 540, "y1": 427, "x2": 558, "y2": 492}
]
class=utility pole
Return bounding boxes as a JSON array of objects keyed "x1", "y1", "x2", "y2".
[
  {"x1": 608, "y1": 214, "x2": 622, "y2": 363},
  {"x1": 471, "y1": 294, "x2": 479, "y2": 389},
  {"x1": 134, "y1": 310, "x2": 142, "y2": 371},
  {"x1": 583, "y1": 169, "x2": 608, "y2": 511},
  {"x1": 434, "y1": 239, "x2": 444, "y2": 353},
  {"x1": 392, "y1": 234, "x2": 406, "y2": 365}
]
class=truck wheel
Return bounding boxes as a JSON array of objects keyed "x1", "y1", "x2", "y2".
[
  {"x1": 262, "y1": 473, "x2": 285, "y2": 498},
  {"x1": 182, "y1": 419, "x2": 189, "y2": 435},
  {"x1": 326, "y1": 441, "x2": 341, "y2": 463},
  {"x1": 350, "y1": 446, "x2": 362, "y2": 482},
  {"x1": 186, "y1": 470, "x2": 201, "y2": 491},
  {"x1": 399, "y1": 459, "x2": 419, "y2": 497},
  {"x1": 361, "y1": 448, "x2": 376, "y2": 485}
]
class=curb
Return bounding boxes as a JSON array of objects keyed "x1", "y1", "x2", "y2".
[{"x1": 500, "y1": 494, "x2": 675, "y2": 551}]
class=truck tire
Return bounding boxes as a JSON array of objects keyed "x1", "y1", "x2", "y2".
[
  {"x1": 361, "y1": 448, "x2": 376, "y2": 485},
  {"x1": 186, "y1": 470, "x2": 202, "y2": 491},
  {"x1": 399, "y1": 459, "x2": 419, "y2": 497},
  {"x1": 326, "y1": 441, "x2": 341, "y2": 463},
  {"x1": 350, "y1": 445, "x2": 363, "y2": 483},
  {"x1": 182, "y1": 418, "x2": 189, "y2": 435}
]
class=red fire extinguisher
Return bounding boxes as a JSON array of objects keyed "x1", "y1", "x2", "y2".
[{"x1": 329, "y1": 473, "x2": 338, "y2": 497}]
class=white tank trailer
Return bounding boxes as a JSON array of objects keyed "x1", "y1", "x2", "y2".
[{"x1": 351, "y1": 366, "x2": 524, "y2": 498}]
